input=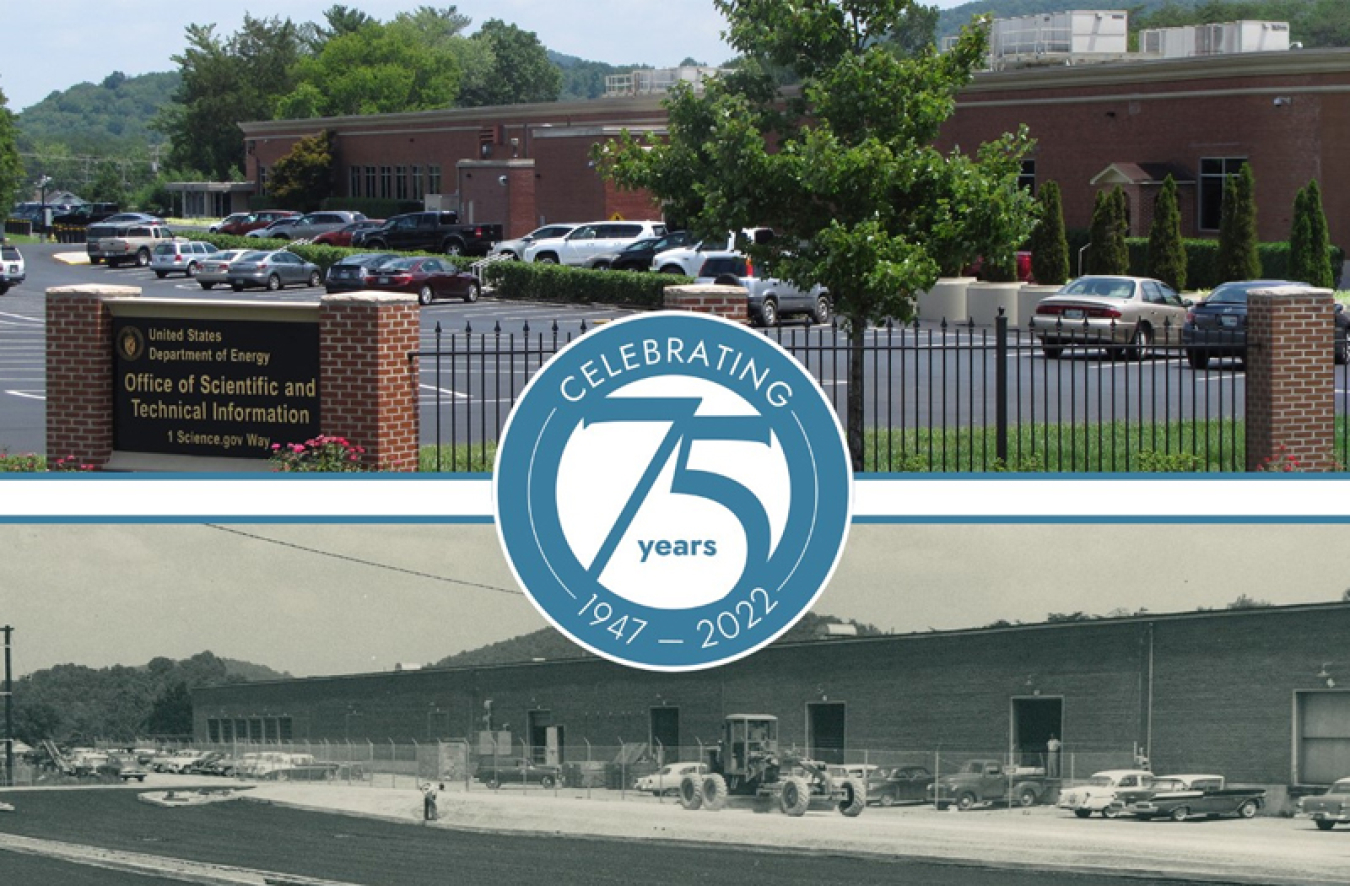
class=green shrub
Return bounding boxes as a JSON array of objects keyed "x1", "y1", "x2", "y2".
[
  {"x1": 1029, "y1": 181, "x2": 1069, "y2": 286},
  {"x1": 483, "y1": 261, "x2": 691, "y2": 309}
]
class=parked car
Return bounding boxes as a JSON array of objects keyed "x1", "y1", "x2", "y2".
[
  {"x1": 930, "y1": 758, "x2": 1051, "y2": 810},
  {"x1": 273, "y1": 210, "x2": 366, "y2": 242},
  {"x1": 634, "y1": 761, "x2": 707, "y2": 796},
  {"x1": 586, "y1": 230, "x2": 696, "y2": 271},
  {"x1": 1182, "y1": 279, "x2": 1346, "y2": 368},
  {"x1": 1, "y1": 242, "x2": 24, "y2": 295},
  {"x1": 652, "y1": 228, "x2": 774, "y2": 276},
  {"x1": 1126, "y1": 774, "x2": 1264, "y2": 821},
  {"x1": 489, "y1": 223, "x2": 582, "y2": 261},
  {"x1": 695, "y1": 251, "x2": 831, "y2": 327},
  {"x1": 99, "y1": 212, "x2": 165, "y2": 227},
  {"x1": 227, "y1": 250, "x2": 322, "y2": 291},
  {"x1": 524, "y1": 220, "x2": 667, "y2": 266},
  {"x1": 312, "y1": 219, "x2": 386, "y2": 247},
  {"x1": 475, "y1": 757, "x2": 562, "y2": 789},
  {"x1": 195, "y1": 249, "x2": 251, "y2": 290},
  {"x1": 1029, "y1": 275, "x2": 1192, "y2": 360},
  {"x1": 1298, "y1": 777, "x2": 1350, "y2": 830},
  {"x1": 1057, "y1": 769, "x2": 1155, "y2": 818},
  {"x1": 359, "y1": 255, "x2": 482, "y2": 304},
  {"x1": 218, "y1": 210, "x2": 299, "y2": 237},
  {"x1": 324, "y1": 252, "x2": 400, "y2": 294},
  {"x1": 246, "y1": 217, "x2": 304, "y2": 239},
  {"x1": 866, "y1": 765, "x2": 935, "y2": 807},
  {"x1": 53, "y1": 202, "x2": 122, "y2": 226},
  {"x1": 150, "y1": 240, "x2": 220, "y2": 278}
]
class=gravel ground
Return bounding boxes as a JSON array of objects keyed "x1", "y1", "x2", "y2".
[{"x1": 246, "y1": 783, "x2": 1350, "y2": 885}]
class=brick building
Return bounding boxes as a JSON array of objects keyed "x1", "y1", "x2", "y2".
[
  {"x1": 240, "y1": 48, "x2": 1350, "y2": 251},
  {"x1": 195, "y1": 601, "x2": 1350, "y2": 796}
]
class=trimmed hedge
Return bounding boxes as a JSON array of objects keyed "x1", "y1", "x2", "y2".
[
  {"x1": 1125, "y1": 239, "x2": 1345, "y2": 291},
  {"x1": 483, "y1": 261, "x2": 692, "y2": 308},
  {"x1": 194, "y1": 233, "x2": 475, "y2": 275}
]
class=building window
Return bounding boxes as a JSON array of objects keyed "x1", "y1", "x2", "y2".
[
  {"x1": 428, "y1": 164, "x2": 442, "y2": 196},
  {"x1": 380, "y1": 166, "x2": 393, "y2": 199},
  {"x1": 208, "y1": 719, "x2": 221, "y2": 742},
  {"x1": 412, "y1": 165, "x2": 424, "y2": 200},
  {"x1": 1198, "y1": 157, "x2": 1246, "y2": 232},
  {"x1": 365, "y1": 166, "x2": 376, "y2": 197},
  {"x1": 257, "y1": 166, "x2": 268, "y2": 195},
  {"x1": 349, "y1": 166, "x2": 362, "y2": 198},
  {"x1": 1018, "y1": 159, "x2": 1036, "y2": 194},
  {"x1": 396, "y1": 165, "x2": 408, "y2": 200},
  {"x1": 278, "y1": 717, "x2": 293, "y2": 741}
]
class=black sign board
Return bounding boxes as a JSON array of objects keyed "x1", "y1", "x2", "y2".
[{"x1": 112, "y1": 316, "x2": 321, "y2": 459}]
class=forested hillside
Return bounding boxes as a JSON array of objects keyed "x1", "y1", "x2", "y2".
[{"x1": 16, "y1": 71, "x2": 177, "y2": 155}]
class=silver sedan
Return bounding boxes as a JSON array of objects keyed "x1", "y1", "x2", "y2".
[
  {"x1": 1028, "y1": 275, "x2": 1192, "y2": 359},
  {"x1": 227, "y1": 250, "x2": 322, "y2": 292}
]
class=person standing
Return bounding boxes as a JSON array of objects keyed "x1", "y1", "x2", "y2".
[
  {"x1": 421, "y1": 782, "x2": 438, "y2": 821},
  {"x1": 1046, "y1": 735, "x2": 1062, "y2": 778}
]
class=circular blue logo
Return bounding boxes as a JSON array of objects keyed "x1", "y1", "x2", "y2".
[{"x1": 494, "y1": 312, "x2": 852, "y2": 671}]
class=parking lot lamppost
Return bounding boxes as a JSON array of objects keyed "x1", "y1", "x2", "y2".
[
  {"x1": 37, "y1": 177, "x2": 53, "y2": 241},
  {"x1": 3, "y1": 626, "x2": 12, "y2": 788}
]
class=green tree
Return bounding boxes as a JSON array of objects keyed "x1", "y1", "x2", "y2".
[
  {"x1": 145, "y1": 682, "x2": 194, "y2": 737},
  {"x1": 1216, "y1": 163, "x2": 1260, "y2": 283},
  {"x1": 1302, "y1": 179, "x2": 1334, "y2": 288},
  {"x1": 1111, "y1": 186, "x2": 1131, "y2": 272},
  {"x1": 598, "y1": 0, "x2": 1036, "y2": 469},
  {"x1": 0, "y1": 85, "x2": 23, "y2": 207},
  {"x1": 1029, "y1": 180, "x2": 1069, "y2": 286},
  {"x1": 87, "y1": 161, "x2": 129, "y2": 206},
  {"x1": 1087, "y1": 189, "x2": 1128, "y2": 275},
  {"x1": 304, "y1": 4, "x2": 376, "y2": 50},
  {"x1": 158, "y1": 16, "x2": 304, "y2": 179},
  {"x1": 886, "y1": 2, "x2": 940, "y2": 54},
  {"x1": 1147, "y1": 174, "x2": 1186, "y2": 291},
  {"x1": 268, "y1": 130, "x2": 337, "y2": 211},
  {"x1": 1289, "y1": 185, "x2": 1313, "y2": 285},
  {"x1": 458, "y1": 19, "x2": 563, "y2": 107}
]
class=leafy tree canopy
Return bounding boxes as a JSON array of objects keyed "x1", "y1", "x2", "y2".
[
  {"x1": 458, "y1": 19, "x2": 563, "y2": 108},
  {"x1": 0, "y1": 86, "x2": 22, "y2": 206}
]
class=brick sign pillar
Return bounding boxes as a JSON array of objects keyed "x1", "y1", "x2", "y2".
[
  {"x1": 663, "y1": 284, "x2": 749, "y2": 322},
  {"x1": 318, "y1": 293, "x2": 420, "y2": 471},
  {"x1": 46, "y1": 285, "x2": 140, "y2": 468},
  {"x1": 1245, "y1": 286, "x2": 1337, "y2": 472}
]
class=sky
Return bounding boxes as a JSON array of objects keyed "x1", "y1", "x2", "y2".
[
  {"x1": 0, "y1": 0, "x2": 976, "y2": 113},
  {"x1": 3, "y1": 522, "x2": 1347, "y2": 679}
]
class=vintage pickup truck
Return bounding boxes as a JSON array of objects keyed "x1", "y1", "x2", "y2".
[
  {"x1": 929, "y1": 758, "x2": 1051, "y2": 810},
  {"x1": 1298, "y1": 777, "x2": 1350, "y2": 830},
  {"x1": 1126, "y1": 774, "x2": 1264, "y2": 821}
]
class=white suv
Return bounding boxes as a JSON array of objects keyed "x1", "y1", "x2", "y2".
[
  {"x1": 524, "y1": 220, "x2": 666, "y2": 266},
  {"x1": 696, "y1": 251, "x2": 831, "y2": 327},
  {"x1": 490, "y1": 223, "x2": 582, "y2": 260},
  {"x1": 1, "y1": 242, "x2": 24, "y2": 294},
  {"x1": 652, "y1": 228, "x2": 775, "y2": 276}
]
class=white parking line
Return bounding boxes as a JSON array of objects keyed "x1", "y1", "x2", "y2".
[{"x1": 419, "y1": 384, "x2": 469, "y2": 401}]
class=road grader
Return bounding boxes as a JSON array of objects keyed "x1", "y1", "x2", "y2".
[{"x1": 677, "y1": 714, "x2": 865, "y2": 817}]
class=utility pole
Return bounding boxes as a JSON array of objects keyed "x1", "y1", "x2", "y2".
[{"x1": 3, "y1": 626, "x2": 12, "y2": 788}]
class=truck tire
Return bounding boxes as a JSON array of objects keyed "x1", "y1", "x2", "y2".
[
  {"x1": 677, "y1": 775, "x2": 703, "y2": 810},
  {"x1": 757, "y1": 298, "x2": 780, "y2": 328},
  {"x1": 779, "y1": 776, "x2": 811, "y2": 817},
  {"x1": 837, "y1": 778, "x2": 865, "y2": 817},
  {"x1": 442, "y1": 239, "x2": 466, "y2": 256},
  {"x1": 1016, "y1": 787, "x2": 1038, "y2": 807},
  {"x1": 955, "y1": 791, "x2": 978, "y2": 811},
  {"x1": 1238, "y1": 800, "x2": 1258, "y2": 819},
  {"x1": 136, "y1": 249, "x2": 151, "y2": 267},
  {"x1": 701, "y1": 773, "x2": 728, "y2": 811},
  {"x1": 1074, "y1": 809, "x2": 1092, "y2": 819},
  {"x1": 539, "y1": 775, "x2": 556, "y2": 789},
  {"x1": 1315, "y1": 819, "x2": 1336, "y2": 830},
  {"x1": 367, "y1": 240, "x2": 388, "y2": 250}
]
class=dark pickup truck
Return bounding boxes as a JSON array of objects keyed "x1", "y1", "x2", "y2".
[{"x1": 352, "y1": 211, "x2": 503, "y2": 257}]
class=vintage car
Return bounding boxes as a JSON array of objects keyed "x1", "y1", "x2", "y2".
[
  {"x1": 1058, "y1": 769, "x2": 1155, "y2": 818},
  {"x1": 634, "y1": 761, "x2": 707, "y2": 796},
  {"x1": 1127, "y1": 775, "x2": 1264, "y2": 821},
  {"x1": 1111, "y1": 773, "x2": 1220, "y2": 813},
  {"x1": 866, "y1": 765, "x2": 935, "y2": 807},
  {"x1": 1297, "y1": 778, "x2": 1350, "y2": 830},
  {"x1": 475, "y1": 757, "x2": 562, "y2": 789}
]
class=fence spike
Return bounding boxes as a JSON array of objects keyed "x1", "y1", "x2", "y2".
[
  {"x1": 494, "y1": 320, "x2": 502, "y2": 335},
  {"x1": 523, "y1": 320, "x2": 531, "y2": 335}
]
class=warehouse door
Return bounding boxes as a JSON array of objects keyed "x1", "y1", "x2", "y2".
[
  {"x1": 650, "y1": 707, "x2": 679, "y2": 763},
  {"x1": 528, "y1": 710, "x2": 562, "y2": 764},
  {"x1": 1012, "y1": 697, "x2": 1063, "y2": 771},
  {"x1": 808, "y1": 702, "x2": 846, "y2": 764},
  {"x1": 1297, "y1": 692, "x2": 1350, "y2": 784}
]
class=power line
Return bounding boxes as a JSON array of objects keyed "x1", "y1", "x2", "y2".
[{"x1": 202, "y1": 525, "x2": 522, "y2": 597}]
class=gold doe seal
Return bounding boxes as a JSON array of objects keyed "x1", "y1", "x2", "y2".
[{"x1": 117, "y1": 326, "x2": 146, "y2": 362}]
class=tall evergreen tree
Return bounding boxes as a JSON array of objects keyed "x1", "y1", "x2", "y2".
[
  {"x1": 1110, "y1": 186, "x2": 1131, "y2": 274},
  {"x1": 1088, "y1": 188, "x2": 1128, "y2": 275},
  {"x1": 1216, "y1": 163, "x2": 1260, "y2": 283},
  {"x1": 1147, "y1": 174, "x2": 1186, "y2": 291},
  {"x1": 1303, "y1": 179, "x2": 1334, "y2": 289},
  {"x1": 1029, "y1": 180, "x2": 1069, "y2": 286},
  {"x1": 1289, "y1": 185, "x2": 1313, "y2": 285}
]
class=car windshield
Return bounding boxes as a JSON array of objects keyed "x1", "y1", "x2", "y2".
[
  {"x1": 1063, "y1": 278, "x2": 1134, "y2": 299},
  {"x1": 1328, "y1": 782, "x2": 1350, "y2": 794}
]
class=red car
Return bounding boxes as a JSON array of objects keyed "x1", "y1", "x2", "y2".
[
  {"x1": 217, "y1": 210, "x2": 299, "y2": 237},
  {"x1": 362, "y1": 256, "x2": 482, "y2": 304},
  {"x1": 313, "y1": 219, "x2": 386, "y2": 247}
]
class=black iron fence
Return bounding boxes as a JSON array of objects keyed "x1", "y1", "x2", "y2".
[{"x1": 415, "y1": 315, "x2": 1348, "y2": 473}]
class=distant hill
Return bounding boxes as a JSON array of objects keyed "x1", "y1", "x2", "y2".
[
  {"x1": 16, "y1": 71, "x2": 177, "y2": 155},
  {"x1": 549, "y1": 50, "x2": 653, "y2": 102},
  {"x1": 432, "y1": 612, "x2": 887, "y2": 669},
  {"x1": 219, "y1": 657, "x2": 293, "y2": 682}
]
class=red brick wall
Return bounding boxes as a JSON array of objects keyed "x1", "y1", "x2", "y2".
[
  {"x1": 45, "y1": 285, "x2": 136, "y2": 467},
  {"x1": 318, "y1": 293, "x2": 421, "y2": 471},
  {"x1": 663, "y1": 285, "x2": 749, "y2": 322},
  {"x1": 1245, "y1": 287, "x2": 1337, "y2": 471}
]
